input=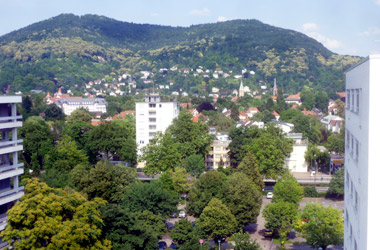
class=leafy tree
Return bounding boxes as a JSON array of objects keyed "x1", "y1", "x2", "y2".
[
  {"x1": 279, "y1": 109, "x2": 302, "y2": 123},
  {"x1": 185, "y1": 154, "x2": 205, "y2": 178},
  {"x1": 296, "y1": 202, "x2": 344, "y2": 250},
  {"x1": 292, "y1": 113, "x2": 324, "y2": 144},
  {"x1": 71, "y1": 161, "x2": 137, "y2": 202},
  {"x1": 62, "y1": 120, "x2": 93, "y2": 150},
  {"x1": 230, "y1": 230, "x2": 261, "y2": 250},
  {"x1": 196, "y1": 198, "x2": 238, "y2": 240},
  {"x1": 230, "y1": 103, "x2": 239, "y2": 121},
  {"x1": 276, "y1": 88, "x2": 287, "y2": 114},
  {"x1": 300, "y1": 88, "x2": 315, "y2": 110},
  {"x1": 101, "y1": 204, "x2": 163, "y2": 250},
  {"x1": 142, "y1": 111, "x2": 212, "y2": 175},
  {"x1": 19, "y1": 116, "x2": 54, "y2": 174},
  {"x1": 224, "y1": 172, "x2": 262, "y2": 226},
  {"x1": 327, "y1": 168, "x2": 344, "y2": 198},
  {"x1": 273, "y1": 174, "x2": 304, "y2": 205},
  {"x1": 45, "y1": 103, "x2": 66, "y2": 121},
  {"x1": 122, "y1": 181, "x2": 178, "y2": 217},
  {"x1": 335, "y1": 99, "x2": 345, "y2": 118},
  {"x1": 66, "y1": 108, "x2": 93, "y2": 123},
  {"x1": 87, "y1": 121, "x2": 136, "y2": 164},
  {"x1": 1, "y1": 179, "x2": 111, "y2": 250},
  {"x1": 21, "y1": 95, "x2": 33, "y2": 119},
  {"x1": 303, "y1": 186, "x2": 319, "y2": 197},
  {"x1": 172, "y1": 167, "x2": 191, "y2": 195},
  {"x1": 327, "y1": 133, "x2": 344, "y2": 154},
  {"x1": 237, "y1": 152, "x2": 264, "y2": 189},
  {"x1": 305, "y1": 144, "x2": 331, "y2": 172},
  {"x1": 244, "y1": 131, "x2": 293, "y2": 178},
  {"x1": 263, "y1": 201, "x2": 298, "y2": 239},
  {"x1": 170, "y1": 219, "x2": 195, "y2": 245},
  {"x1": 314, "y1": 91, "x2": 329, "y2": 113},
  {"x1": 187, "y1": 171, "x2": 226, "y2": 216}
]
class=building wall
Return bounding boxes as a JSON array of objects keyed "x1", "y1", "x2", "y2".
[
  {"x1": 136, "y1": 96, "x2": 179, "y2": 155},
  {"x1": 285, "y1": 144, "x2": 308, "y2": 172},
  {"x1": 344, "y1": 55, "x2": 380, "y2": 250},
  {"x1": 0, "y1": 96, "x2": 24, "y2": 247},
  {"x1": 206, "y1": 140, "x2": 231, "y2": 169}
]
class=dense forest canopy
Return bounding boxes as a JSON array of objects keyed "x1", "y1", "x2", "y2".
[{"x1": 0, "y1": 14, "x2": 361, "y2": 94}]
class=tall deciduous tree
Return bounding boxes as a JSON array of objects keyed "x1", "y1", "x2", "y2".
[
  {"x1": 263, "y1": 201, "x2": 298, "y2": 239},
  {"x1": 187, "y1": 171, "x2": 226, "y2": 216},
  {"x1": 1, "y1": 179, "x2": 111, "y2": 250},
  {"x1": 237, "y1": 152, "x2": 264, "y2": 189},
  {"x1": 224, "y1": 172, "x2": 262, "y2": 226},
  {"x1": 71, "y1": 161, "x2": 137, "y2": 202},
  {"x1": 230, "y1": 230, "x2": 261, "y2": 250},
  {"x1": 196, "y1": 198, "x2": 238, "y2": 240},
  {"x1": 327, "y1": 168, "x2": 344, "y2": 198},
  {"x1": 121, "y1": 181, "x2": 178, "y2": 217},
  {"x1": 45, "y1": 103, "x2": 66, "y2": 121},
  {"x1": 273, "y1": 174, "x2": 304, "y2": 205},
  {"x1": 296, "y1": 202, "x2": 344, "y2": 250},
  {"x1": 66, "y1": 108, "x2": 93, "y2": 123},
  {"x1": 185, "y1": 154, "x2": 206, "y2": 178}
]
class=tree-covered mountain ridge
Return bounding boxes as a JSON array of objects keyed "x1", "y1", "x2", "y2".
[{"x1": 0, "y1": 13, "x2": 361, "y2": 94}]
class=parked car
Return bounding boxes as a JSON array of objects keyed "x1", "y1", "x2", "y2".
[
  {"x1": 169, "y1": 243, "x2": 179, "y2": 249},
  {"x1": 178, "y1": 210, "x2": 186, "y2": 218},
  {"x1": 158, "y1": 241, "x2": 167, "y2": 249},
  {"x1": 264, "y1": 229, "x2": 273, "y2": 237},
  {"x1": 262, "y1": 186, "x2": 274, "y2": 192},
  {"x1": 266, "y1": 192, "x2": 273, "y2": 199}
]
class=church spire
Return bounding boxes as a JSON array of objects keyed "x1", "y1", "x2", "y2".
[
  {"x1": 273, "y1": 78, "x2": 278, "y2": 96},
  {"x1": 239, "y1": 81, "x2": 244, "y2": 97}
]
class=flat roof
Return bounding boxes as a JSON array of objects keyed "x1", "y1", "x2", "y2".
[{"x1": 0, "y1": 96, "x2": 22, "y2": 104}]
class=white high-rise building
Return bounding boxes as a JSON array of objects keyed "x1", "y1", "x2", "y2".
[
  {"x1": 344, "y1": 55, "x2": 380, "y2": 250},
  {"x1": 136, "y1": 93, "x2": 179, "y2": 155},
  {"x1": 0, "y1": 96, "x2": 24, "y2": 247}
]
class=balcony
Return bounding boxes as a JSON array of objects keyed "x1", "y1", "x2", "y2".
[
  {"x1": 0, "y1": 168, "x2": 24, "y2": 181},
  {"x1": 0, "y1": 187, "x2": 24, "y2": 206},
  {"x1": 0, "y1": 115, "x2": 22, "y2": 130}
]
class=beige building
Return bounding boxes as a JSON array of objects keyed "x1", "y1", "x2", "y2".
[{"x1": 206, "y1": 135, "x2": 231, "y2": 169}]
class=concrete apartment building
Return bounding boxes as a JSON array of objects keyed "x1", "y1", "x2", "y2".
[
  {"x1": 206, "y1": 132, "x2": 231, "y2": 169},
  {"x1": 136, "y1": 93, "x2": 179, "y2": 155},
  {"x1": 344, "y1": 55, "x2": 380, "y2": 250},
  {"x1": 0, "y1": 96, "x2": 24, "y2": 247}
]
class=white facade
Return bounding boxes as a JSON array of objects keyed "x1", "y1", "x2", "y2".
[
  {"x1": 55, "y1": 98, "x2": 108, "y2": 115},
  {"x1": 284, "y1": 133, "x2": 308, "y2": 172},
  {"x1": 0, "y1": 96, "x2": 24, "y2": 247},
  {"x1": 344, "y1": 55, "x2": 380, "y2": 250},
  {"x1": 136, "y1": 94, "x2": 179, "y2": 155}
]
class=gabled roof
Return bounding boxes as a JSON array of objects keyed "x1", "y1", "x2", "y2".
[
  {"x1": 272, "y1": 110, "x2": 280, "y2": 117},
  {"x1": 112, "y1": 110, "x2": 135, "y2": 119},
  {"x1": 286, "y1": 92, "x2": 301, "y2": 101},
  {"x1": 247, "y1": 107, "x2": 260, "y2": 113}
]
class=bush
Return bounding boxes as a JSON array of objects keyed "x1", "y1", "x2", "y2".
[{"x1": 303, "y1": 186, "x2": 319, "y2": 197}]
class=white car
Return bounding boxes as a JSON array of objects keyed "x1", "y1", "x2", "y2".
[
  {"x1": 178, "y1": 211, "x2": 186, "y2": 218},
  {"x1": 266, "y1": 192, "x2": 273, "y2": 199}
]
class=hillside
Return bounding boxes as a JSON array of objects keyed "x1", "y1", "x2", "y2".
[{"x1": 0, "y1": 14, "x2": 361, "y2": 94}]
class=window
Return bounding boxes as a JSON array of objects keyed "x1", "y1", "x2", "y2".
[
  {"x1": 149, "y1": 118, "x2": 156, "y2": 122},
  {"x1": 149, "y1": 111, "x2": 156, "y2": 115},
  {"x1": 347, "y1": 132, "x2": 350, "y2": 149},
  {"x1": 149, "y1": 104, "x2": 156, "y2": 108},
  {"x1": 351, "y1": 91, "x2": 355, "y2": 111},
  {"x1": 356, "y1": 89, "x2": 360, "y2": 113},
  {"x1": 351, "y1": 136, "x2": 354, "y2": 155},
  {"x1": 149, "y1": 125, "x2": 156, "y2": 129},
  {"x1": 346, "y1": 90, "x2": 350, "y2": 109},
  {"x1": 355, "y1": 139, "x2": 359, "y2": 161},
  {"x1": 159, "y1": 104, "x2": 162, "y2": 108},
  {"x1": 149, "y1": 132, "x2": 156, "y2": 137}
]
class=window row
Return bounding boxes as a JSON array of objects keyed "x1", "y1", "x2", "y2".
[
  {"x1": 346, "y1": 130, "x2": 359, "y2": 162},
  {"x1": 346, "y1": 88, "x2": 361, "y2": 114}
]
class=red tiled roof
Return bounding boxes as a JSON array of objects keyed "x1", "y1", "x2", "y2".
[
  {"x1": 286, "y1": 92, "x2": 301, "y2": 100},
  {"x1": 112, "y1": 110, "x2": 136, "y2": 119},
  {"x1": 336, "y1": 92, "x2": 346, "y2": 98},
  {"x1": 247, "y1": 107, "x2": 260, "y2": 113},
  {"x1": 272, "y1": 110, "x2": 280, "y2": 117}
]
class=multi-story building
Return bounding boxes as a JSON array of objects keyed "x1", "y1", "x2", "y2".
[
  {"x1": 136, "y1": 93, "x2": 179, "y2": 155},
  {"x1": 206, "y1": 132, "x2": 231, "y2": 169},
  {"x1": 0, "y1": 96, "x2": 24, "y2": 247},
  {"x1": 344, "y1": 55, "x2": 380, "y2": 250},
  {"x1": 55, "y1": 98, "x2": 108, "y2": 116}
]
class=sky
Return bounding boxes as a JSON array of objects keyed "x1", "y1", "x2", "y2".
[{"x1": 0, "y1": 0, "x2": 379, "y2": 57}]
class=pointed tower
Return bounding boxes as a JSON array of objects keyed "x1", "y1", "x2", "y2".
[
  {"x1": 239, "y1": 81, "x2": 244, "y2": 97},
  {"x1": 273, "y1": 78, "x2": 278, "y2": 96}
]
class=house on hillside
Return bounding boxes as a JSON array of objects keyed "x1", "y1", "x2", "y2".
[{"x1": 285, "y1": 92, "x2": 302, "y2": 105}]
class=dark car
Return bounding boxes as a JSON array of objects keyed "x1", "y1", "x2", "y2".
[
  {"x1": 165, "y1": 221, "x2": 175, "y2": 230},
  {"x1": 169, "y1": 243, "x2": 179, "y2": 249},
  {"x1": 158, "y1": 241, "x2": 167, "y2": 249},
  {"x1": 264, "y1": 229, "x2": 273, "y2": 237},
  {"x1": 262, "y1": 186, "x2": 274, "y2": 192}
]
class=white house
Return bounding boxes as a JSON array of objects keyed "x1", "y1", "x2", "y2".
[
  {"x1": 284, "y1": 133, "x2": 308, "y2": 172},
  {"x1": 55, "y1": 98, "x2": 108, "y2": 116}
]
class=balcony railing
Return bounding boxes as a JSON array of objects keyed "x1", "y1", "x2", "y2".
[
  {"x1": 0, "y1": 186, "x2": 25, "y2": 200},
  {"x1": 0, "y1": 139, "x2": 23, "y2": 149}
]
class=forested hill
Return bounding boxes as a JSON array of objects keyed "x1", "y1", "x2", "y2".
[{"x1": 0, "y1": 13, "x2": 361, "y2": 94}]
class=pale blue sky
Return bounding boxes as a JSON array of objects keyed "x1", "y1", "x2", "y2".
[{"x1": 1, "y1": 0, "x2": 379, "y2": 56}]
